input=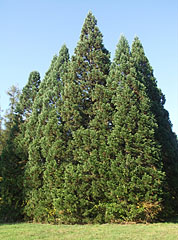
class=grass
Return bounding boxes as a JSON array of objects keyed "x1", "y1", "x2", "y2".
[{"x1": 0, "y1": 219, "x2": 178, "y2": 240}]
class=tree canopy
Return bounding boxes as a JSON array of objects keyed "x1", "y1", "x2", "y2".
[{"x1": 0, "y1": 12, "x2": 177, "y2": 224}]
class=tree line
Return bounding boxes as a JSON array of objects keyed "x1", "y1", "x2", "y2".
[{"x1": 0, "y1": 12, "x2": 178, "y2": 224}]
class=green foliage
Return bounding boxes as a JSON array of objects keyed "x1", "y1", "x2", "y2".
[
  {"x1": 24, "y1": 45, "x2": 69, "y2": 222},
  {"x1": 106, "y1": 36, "x2": 165, "y2": 222},
  {"x1": 0, "y1": 86, "x2": 22, "y2": 222},
  {"x1": 58, "y1": 12, "x2": 111, "y2": 223},
  {"x1": 131, "y1": 37, "x2": 178, "y2": 214},
  {"x1": 0, "y1": 74, "x2": 41, "y2": 222},
  {"x1": 0, "y1": 13, "x2": 177, "y2": 224},
  {"x1": 0, "y1": 106, "x2": 5, "y2": 155},
  {"x1": 16, "y1": 71, "x2": 41, "y2": 118},
  {"x1": 0, "y1": 120, "x2": 24, "y2": 222},
  {"x1": 3, "y1": 85, "x2": 21, "y2": 133},
  {"x1": 62, "y1": 12, "x2": 110, "y2": 131}
]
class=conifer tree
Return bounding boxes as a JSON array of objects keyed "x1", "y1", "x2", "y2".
[
  {"x1": 16, "y1": 71, "x2": 41, "y2": 170},
  {"x1": 106, "y1": 36, "x2": 165, "y2": 222},
  {"x1": 3, "y1": 85, "x2": 21, "y2": 132},
  {"x1": 131, "y1": 37, "x2": 178, "y2": 214},
  {"x1": 62, "y1": 12, "x2": 110, "y2": 131},
  {"x1": 24, "y1": 45, "x2": 69, "y2": 222},
  {"x1": 0, "y1": 14, "x2": 176, "y2": 224},
  {"x1": 0, "y1": 120, "x2": 24, "y2": 221},
  {"x1": 0, "y1": 105, "x2": 5, "y2": 155},
  {"x1": 58, "y1": 12, "x2": 111, "y2": 223},
  {"x1": 0, "y1": 73, "x2": 40, "y2": 222},
  {"x1": 23, "y1": 56, "x2": 59, "y2": 222},
  {"x1": 16, "y1": 71, "x2": 41, "y2": 118},
  {"x1": 0, "y1": 85, "x2": 21, "y2": 221}
]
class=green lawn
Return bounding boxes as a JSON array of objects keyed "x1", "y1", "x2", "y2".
[{"x1": 0, "y1": 220, "x2": 178, "y2": 240}]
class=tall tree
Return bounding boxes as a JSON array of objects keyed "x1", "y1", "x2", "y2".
[
  {"x1": 0, "y1": 72, "x2": 41, "y2": 222},
  {"x1": 0, "y1": 85, "x2": 21, "y2": 221},
  {"x1": 3, "y1": 85, "x2": 21, "y2": 132},
  {"x1": 106, "y1": 36, "x2": 165, "y2": 223},
  {"x1": 15, "y1": 71, "x2": 41, "y2": 171},
  {"x1": 62, "y1": 11, "x2": 110, "y2": 131},
  {"x1": 0, "y1": 104, "x2": 4, "y2": 155},
  {"x1": 16, "y1": 71, "x2": 41, "y2": 118},
  {"x1": 57, "y1": 12, "x2": 111, "y2": 223},
  {"x1": 131, "y1": 37, "x2": 178, "y2": 214},
  {"x1": 24, "y1": 45, "x2": 69, "y2": 222}
]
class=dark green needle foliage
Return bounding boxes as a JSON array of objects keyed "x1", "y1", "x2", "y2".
[
  {"x1": 106, "y1": 36, "x2": 165, "y2": 223},
  {"x1": 62, "y1": 11, "x2": 110, "y2": 131},
  {"x1": 57, "y1": 12, "x2": 111, "y2": 223},
  {"x1": 0, "y1": 106, "x2": 4, "y2": 155},
  {"x1": 16, "y1": 71, "x2": 41, "y2": 118},
  {"x1": 0, "y1": 120, "x2": 24, "y2": 222},
  {"x1": 0, "y1": 13, "x2": 177, "y2": 224},
  {"x1": 0, "y1": 73, "x2": 41, "y2": 222},
  {"x1": 131, "y1": 37, "x2": 178, "y2": 215},
  {"x1": 16, "y1": 71, "x2": 41, "y2": 172},
  {"x1": 0, "y1": 86, "x2": 22, "y2": 222},
  {"x1": 24, "y1": 45, "x2": 69, "y2": 222},
  {"x1": 3, "y1": 86, "x2": 21, "y2": 134}
]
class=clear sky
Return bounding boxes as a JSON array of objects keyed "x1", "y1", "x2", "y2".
[{"x1": 0, "y1": 0, "x2": 178, "y2": 134}]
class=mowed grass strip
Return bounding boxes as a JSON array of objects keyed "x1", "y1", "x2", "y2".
[{"x1": 0, "y1": 221, "x2": 178, "y2": 240}]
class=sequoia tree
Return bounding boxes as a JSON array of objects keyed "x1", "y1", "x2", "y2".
[
  {"x1": 131, "y1": 37, "x2": 178, "y2": 214},
  {"x1": 24, "y1": 45, "x2": 69, "y2": 222},
  {"x1": 106, "y1": 36, "x2": 165, "y2": 222},
  {"x1": 0, "y1": 86, "x2": 21, "y2": 221},
  {"x1": 0, "y1": 13, "x2": 177, "y2": 224},
  {"x1": 56, "y1": 12, "x2": 111, "y2": 223},
  {"x1": 0, "y1": 74, "x2": 40, "y2": 222}
]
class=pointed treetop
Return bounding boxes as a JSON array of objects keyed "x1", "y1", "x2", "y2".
[
  {"x1": 58, "y1": 44, "x2": 69, "y2": 61},
  {"x1": 113, "y1": 35, "x2": 130, "y2": 66},
  {"x1": 54, "y1": 44, "x2": 69, "y2": 74},
  {"x1": 16, "y1": 71, "x2": 41, "y2": 117},
  {"x1": 81, "y1": 11, "x2": 97, "y2": 37},
  {"x1": 111, "y1": 35, "x2": 130, "y2": 77},
  {"x1": 74, "y1": 11, "x2": 107, "y2": 56},
  {"x1": 71, "y1": 11, "x2": 110, "y2": 75},
  {"x1": 131, "y1": 36, "x2": 146, "y2": 58}
]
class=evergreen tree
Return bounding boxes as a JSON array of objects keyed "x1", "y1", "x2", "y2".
[
  {"x1": 131, "y1": 37, "x2": 178, "y2": 214},
  {"x1": 0, "y1": 86, "x2": 21, "y2": 221},
  {"x1": 62, "y1": 12, "x2": 110, "y2": 131},
  {"x1": 58, "y1": 12, "x2": 111, "y2": 223},
  {"x1": 16, "y1": 71, "x2": 41, "y2": 118},
  {"x1": 16, "y1": 71, "x2": 41, "y2": 172},
  {"x1": 24, "y1": 45, "x2": 69, "y2": 222},
  {"x1": 3, "y1": 85, "x2": 21, "y2": 132},
  {"x1": 0, "y1": 105, "x2": 4, "y2": 155},
  {"x1": 0, "y1": 73, "x2": 41, "y2": 222},
  {"x1": 0, "y1": 14, "x2": 176, "y2": 224},
  {"x1": 0, "y1": 120, "x2": 24, "y2": 222},
  {"x1": 106, "y1": 36, "x2": 165, "y2": 222}
]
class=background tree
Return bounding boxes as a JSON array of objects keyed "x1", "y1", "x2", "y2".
[
  {"x1": 0, "y1": 85, "x2": 21, "y2": 221},
  {"x1": 0, "y1": 72, "x2": 41, "y2": 222},
  {"x1": 0, "y1": 105, "x2": 5, "y2": 155},
  {"x1": 3, "y1": 85, "x2": 21, "y2": 132},
  {"x1": 16, "y1": 71, "x2": 41, "y2": 118}
]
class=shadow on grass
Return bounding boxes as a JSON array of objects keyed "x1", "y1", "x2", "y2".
[
  {"x1": 0, "y1": 221, "x2": 25, "y2": 226},
  {"x1": 0, "y1": 217, "x2": 178, "y2": 226},
  {"x1": 163, "y1": 216, "x2": 178, "y2": 224}
]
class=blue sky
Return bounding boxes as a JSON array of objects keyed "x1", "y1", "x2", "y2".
[{"x1": 0, "y1": 0, "x2": 178, "y2": 134}]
